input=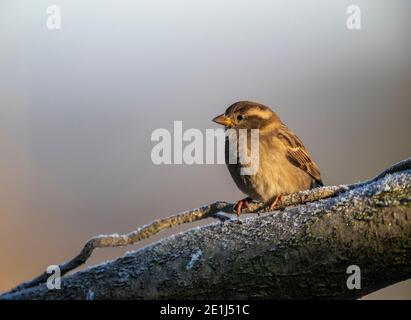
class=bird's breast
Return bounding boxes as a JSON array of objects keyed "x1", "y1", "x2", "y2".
[{"x1": 225, "y1": 132, "x2": 314, "y2": 203}]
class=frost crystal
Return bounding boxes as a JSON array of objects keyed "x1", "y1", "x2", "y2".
[{"x1": 186, "y1": 249, "x2": 202, "y2": 270}]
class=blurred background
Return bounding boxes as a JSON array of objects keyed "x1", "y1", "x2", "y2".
[{"x1": 0, "y1": 0, "x2": 410, "y2": 298}]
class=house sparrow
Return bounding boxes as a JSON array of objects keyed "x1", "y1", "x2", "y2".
[{"x1": 212, "y1": 101, "x2": 323, "y2": 218}]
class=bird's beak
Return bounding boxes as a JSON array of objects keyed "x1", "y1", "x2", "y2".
[{"x1": 212, "y1": 114, "x2": 232, "y2": 127}]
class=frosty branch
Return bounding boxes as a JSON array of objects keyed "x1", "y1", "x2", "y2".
[{"x1": 1, "y1": 158, "x2": 411, "y2": 300}]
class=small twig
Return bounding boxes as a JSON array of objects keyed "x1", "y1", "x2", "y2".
[
  {"x1": 9, "y1": 158, "x2": 411, "y2": 293},
  {"x1": 9, "y1": 201, "x2": 229, "y2": 293}
]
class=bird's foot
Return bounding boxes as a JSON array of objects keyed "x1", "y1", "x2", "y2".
[
  {"x1": 233, "y1": 197, "x2": 252, "y2": 223},
  {"x1": 269, "y1": 194, "x2": 284, "y2": 211}
]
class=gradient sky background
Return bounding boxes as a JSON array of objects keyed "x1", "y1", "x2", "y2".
[{"x1": 0, "y1": 0, "x2": 410, "y2": 298}]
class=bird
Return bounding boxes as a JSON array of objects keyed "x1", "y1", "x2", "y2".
[{"x1": 212, "y1": 101, "x2": 323, "y2": 219}]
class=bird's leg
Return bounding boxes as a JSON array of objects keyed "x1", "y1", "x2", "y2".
[
  {"x1": 233, "y1": 197, "x2": 252, "y2": 222},
  {"x1": 269, "y1": 194, "x2": 284, "y2": 211}
]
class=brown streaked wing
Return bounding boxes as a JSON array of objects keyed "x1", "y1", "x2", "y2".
[{"x1": 277, "y1": 125, "x2": 323, "y2": 185}]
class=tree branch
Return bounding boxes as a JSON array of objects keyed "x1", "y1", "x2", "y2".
[{"x1": 2, "y1": 158, "x2": 411, "y2": 300}]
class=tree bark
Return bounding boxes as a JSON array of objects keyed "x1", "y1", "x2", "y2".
[{"x1": 1, "y1": 159, "x2": 411, "y2": 300}]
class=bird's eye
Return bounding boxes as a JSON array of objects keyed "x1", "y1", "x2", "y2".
[{"x1": 237, "y1": 114, "x2": 244, "y2": 121}]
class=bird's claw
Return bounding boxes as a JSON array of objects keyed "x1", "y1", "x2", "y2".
[
  {"x1": 233, "y1": 197, "x2": 252, "y2": 222},
  {"x1": 269, "y1": 194, "x2": 284, "y2": 211}
]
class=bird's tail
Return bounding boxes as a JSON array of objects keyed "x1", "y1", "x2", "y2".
[{"x1": 312, "y1": 179, "x2": 324, "y2": 188}]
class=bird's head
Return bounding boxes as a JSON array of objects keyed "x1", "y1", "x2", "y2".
[{"x1": 212, "y1": 101, "x2": 281, "y2": 130}]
